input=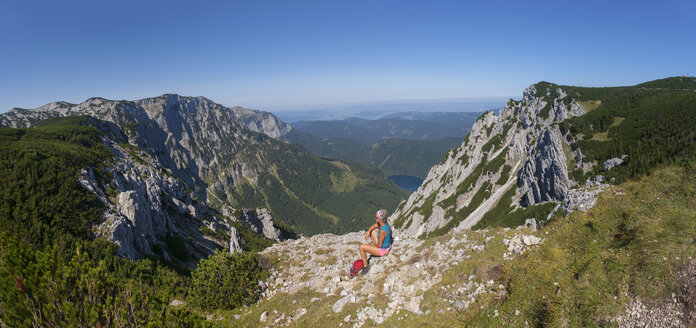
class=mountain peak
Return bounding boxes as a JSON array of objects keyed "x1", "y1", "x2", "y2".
[{"x1": 391, "y1": 83, "x2": 588, "y2": 238}]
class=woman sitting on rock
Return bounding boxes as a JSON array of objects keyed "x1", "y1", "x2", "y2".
[{"x1": 359, "y1": 209, "x2": 392, "y2": 270}]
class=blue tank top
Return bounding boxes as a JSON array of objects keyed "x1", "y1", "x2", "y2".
[{"x1": 380, "y1": 224, "x2": 391, "y2": 249}]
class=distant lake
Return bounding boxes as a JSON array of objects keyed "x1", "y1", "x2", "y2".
[{"x1": 389, "y1": 175, "x2": 423, "y2": 191}]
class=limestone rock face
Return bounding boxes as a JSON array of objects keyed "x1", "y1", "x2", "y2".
[
  {"x1": 229, "y1": 227, "x2": 243, "y2": 253},
  {"x1": 237, "y1": 208, "x2": 283, "y2": 241},
  {"x1": 228, "y1": 106, "x2": 292, "y2": 139},
  {"x1": 391, "y1": 83, "x2": 589, "y2": 238},
  {"x1": 80, "y1": 135, "x2": 232, "y2": 264},
  {"x1": 604, "y1": 155, "x2": 627, "y2": 171},
  {"x1": 517, "y1": 127, "x2": 571, "y2": 206},
  {"x1": 0, "y1": 96, "x2": 296, "y2": 264}
]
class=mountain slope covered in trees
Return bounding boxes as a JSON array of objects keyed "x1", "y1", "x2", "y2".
[
  {"x1": 291, "y1": 112, "x2": 482, "y2": 144},
  {"x1": 284, "y1": 129, "x2": 462, "y2": 179}
]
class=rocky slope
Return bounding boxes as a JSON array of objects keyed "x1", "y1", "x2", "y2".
[
  {"x1": 249, "y1": 227, "x2": 543, "y2": 327},
  {"x1": 1, "y1": 95, "x2": 292, "y2": 199},
  {"x1": 222, "y1": 162, "x2": 695, "y2": 328},
  {"x1": 0, "y1": 95, "x2": 406, "y2": 261},
  {"x1": 0, "y1": 96, "x2": 288, "y2": 206},
  {"x1": 65, "y1": 117, "x2": 289, "y2": 265},
  {"x1": 390, "y1": 84, "x2": 601, "y2": 238}
]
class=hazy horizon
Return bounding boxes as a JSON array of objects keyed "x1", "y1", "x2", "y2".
[{"x1": 2, "y1": 1, "x2": 694, "y2": 115}]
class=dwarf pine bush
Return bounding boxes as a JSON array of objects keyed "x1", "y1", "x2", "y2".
[{"x1": 189, "y1": 249, "x2": 265, "y2": 310}]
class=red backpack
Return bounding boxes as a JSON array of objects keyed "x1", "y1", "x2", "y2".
[{"x1": 349, "y1": 259, "x2": 364, "y2": 278}]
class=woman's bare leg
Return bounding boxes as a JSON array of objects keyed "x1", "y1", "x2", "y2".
[
  {"x1": 359, "y1": 244, "x2": 381, "y2": 268},
  {"x1": 370, "y1": 229, "x2": 379, "y2": 245}
]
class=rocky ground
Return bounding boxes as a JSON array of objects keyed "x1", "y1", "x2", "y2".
[
  {"x1": 243, "y1": 225, "x2": 545, "y2": 327},
  {"x1": 237, "y1": 229, "x2": 695, "y2": 328},
  {"x1": 610, "y1": 260, "x2": 696, "y2": 328}
]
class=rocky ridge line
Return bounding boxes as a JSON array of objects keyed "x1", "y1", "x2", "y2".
[
  {"x1": 390, "y1": 84, "x2": 602, "y2": 238},
  {"x1": 0, "y1": 96, "x2": 296, "y2": 262}
]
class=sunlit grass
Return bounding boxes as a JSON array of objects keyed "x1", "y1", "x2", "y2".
[{"x1": 579, "y1": 100, "x2": 602, "y2": 112}]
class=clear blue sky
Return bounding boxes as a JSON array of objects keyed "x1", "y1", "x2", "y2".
[{"x1": 1, "y1": 0, "x2": 694, "y2": 113}]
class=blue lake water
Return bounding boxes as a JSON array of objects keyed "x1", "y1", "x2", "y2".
[{"x1": 388, "y1": 175, "x2": 423, "y2": 191}]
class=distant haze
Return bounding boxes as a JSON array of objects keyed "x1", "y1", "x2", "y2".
[{"x1": 273, "y1": 97, "x2": 507, "y2": 122}]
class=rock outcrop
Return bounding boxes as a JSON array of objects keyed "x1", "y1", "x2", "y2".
[
  {"x1": 517, "y1": 127, "x2": 571, "y2": 206},
  {"x1": 77, "y1": 123, "x2": 234, "y2": 264},
  {"x1": 255, "y1": 224, "x2": 545, "y2": 327},
  {"x1": 390, "y1": 83, "x2": 593, "y2": 238},
  {"x1": 229, "y1": 227, "x2": 243, "y2": 253},
  {"x1": 237, "y1": 208, "x2": 283, "y2": 241},
  {"x1": 0, "y1": 96, "x2": 298, "y2": 263},
  {"x1": 605, "y1": 155, "x2": 628, "y2": 171}
]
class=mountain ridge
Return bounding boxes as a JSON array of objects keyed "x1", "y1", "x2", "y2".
[
  {"x1": 392, "y1": 77, "x2": 696, "y2": 238},
  {"x1": 0, "y1": 95, "x2": 408, "y2": 260},
  {"x1": 291, "y1": 114, "x2": 480, "y2": 144}
]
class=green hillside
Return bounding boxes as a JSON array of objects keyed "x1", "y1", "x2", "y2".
[
  {"x1": 635, "y1": 76, "x2": 696, "y2": 90},
  {"x1": 394, "y1": 161, "x2": 696, "y2": 327},
  {"x1": 291, "y1": 116, "x2": 474, "y2": 144},
  {"x1": 0, "y1": 117, "x2": 216, "y2": 326},
  {"x1": 0, "y1": 116, "x2": 112, "y2": 253},
  {"x1": 285, "y1": 129, "x2": 462, "y2": 178},
  {"x1": 224, "y1": 137, "x2": 409, "y2": 235},
  {"x1": 534, "y1": 80, "x2": 696, "y2": 184}
]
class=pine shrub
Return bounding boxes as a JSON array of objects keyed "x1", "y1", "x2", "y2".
[{"x1": 189, "y1": 250, "x2": 265, "y2": 310}]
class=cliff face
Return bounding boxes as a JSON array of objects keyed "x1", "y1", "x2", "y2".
[
  {"x1": 78, "y1": 128, "x2": 231, "y2": 264},
  {"x1": 0, "y1": 94, "x2": 406, "y2": 260},
  {"x1": 516, "y1": 127, "x2": 570, "y2": 206},
  {"x1": 0, "y1": 96, "x2": 294, "y2": 263},
  {"x1": 391, "y1": 84, "x2": 595, "y2": 238},
  {"x1": 1, "y1": 96, "x2": 293, "y2": 199}
]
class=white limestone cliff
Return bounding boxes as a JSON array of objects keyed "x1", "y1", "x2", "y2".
[
  {"x1": 1, "y1": 96, "x2": 293, "y2": 265},
  {"x1": 390, "y1": 84, "x2": 593, "y2": 238}
]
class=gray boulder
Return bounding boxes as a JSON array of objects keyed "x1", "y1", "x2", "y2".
[
  {"x1": 604, "y1": 155, "x2": 627, "y2": 171},
  {"x1": 524, "y1": 218, "x2": 537, "y2": 232}
]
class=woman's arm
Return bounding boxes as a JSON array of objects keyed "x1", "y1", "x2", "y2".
[
  {"x1": 364, "y1": 223, "x2": 378, "y2": 240},
  {"x1": 376, "y1": 230, "x2": 386, "y2": 248}
]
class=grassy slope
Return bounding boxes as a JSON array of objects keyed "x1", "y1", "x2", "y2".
[
  {"x1": 223, "y1": 162, "x2": 696, "y2": 327},
  {"x1": 401, "y1": 163, "x2": 696, "y2": 327}
]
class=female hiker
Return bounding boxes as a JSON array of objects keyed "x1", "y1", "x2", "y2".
[{"x1": 358, "y1": 209, "x2": 392, "y2": 270}]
